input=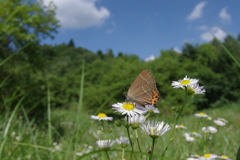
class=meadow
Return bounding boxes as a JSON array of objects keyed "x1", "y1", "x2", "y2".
[
  {"x1": 1, "y1": 88, "x2": 239, "y2": 160},
  {"x1": 1, "y1": 2, "x2": 240, "y2": 159}
]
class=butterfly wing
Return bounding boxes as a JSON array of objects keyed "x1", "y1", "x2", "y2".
[{"x1": 126, "y1": 69, "x2": 160, "y2": 107}]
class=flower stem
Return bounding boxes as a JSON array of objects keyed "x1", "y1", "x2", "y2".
[
  {"x1": 126, "y1": 126, "x2": 137, "y2": 160},
  {"x1": 149, "y1": 138, "x2": 156, "y2": 160},
  {"x1": 105, "y1": 151, "x2": 110, "y2": 160},
  {"x1": 122, "y1": 148, "x2": 125, "y2": 160},
  {"x1": 161, "y1": 88, "x2": 189, "y2": 159},
  {"x1": 135, "y1": 130, "x2": 143, "y2": 159}
]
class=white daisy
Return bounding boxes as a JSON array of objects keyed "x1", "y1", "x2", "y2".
[
  {"x1": 112, "y1": 102, "x2": 146, "y2": 116},
  {"x1": 183, "y1": 133, "x2": 191, "y2": 137},
  {"x1": 127, "y1": 114, "x2": 146, "y2": 129},
  {"x1": 91, "y1": 113, "x2": 113, "y2": 121},
  {"x1": 116, "y1": 137, "x2": 130, "y2": 148},
  {"x1": 218, "y1": 155, "x2": 232, "y2": 160},
  {"x1": 144, "y1": 105, "x2": 160, "y2": 114},
  {"x1": 191, "y1": 154, "x2": 200, "y2": 158},
  {"x1": 198, "y1": 154, "x2": 218, "y2": 160},
  {"x1": 187, "y1": 158, "x2": 198, "y2": 160},
  {"x1": 207, "y1": 117, "x2": 212, "y2": 120},
  {"x1": 191, "y1": 132, "x2": 202, "y2": 138},
  {"x1": 202, "y1": 126, "x2": 217, "y2": 134},
  {"x1": 176, "y1": 124, "x2": 187, "y2": 129},
  {"x1": 217, "y1": 118, "x2": 228, "y2": 123},
  {"x1": 185, "y1": 136, "x2": 195, "y2": 143},
  {"x1": 195, "y1": 112, "x2": 208, "y2": 118},
  {"x1": 214, "y1": 119, "x2": 227, "y2": 126},
  {"x1": 15, "y1": 136, "x2": 20, "y2": 141},
  {"x1": 140, "y1": 120, "x2": 170, "y2": 139},
  {"x1": 172, "y1": 75, "x2": 199, "y2": 89},
  {"x1": 96, "y1": 140, "x2": 115, "y2": 151},
  {"x1": 187, "y1": 83, "x2": 206, "y2": 95}
]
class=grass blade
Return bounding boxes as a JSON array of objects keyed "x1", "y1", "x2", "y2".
[
  {"x1": 73, "y1": 59, "x2": 85, "y2": 160},
  {"x1": 0, "y1": 96, "x2": 25, "y2": 159},
  {"x1": 21, "y1": 106, "x2": 41, "y2": 159},
  {"x1": 237, "y1": 146, "x2": 240, "y2": 160},
  {"x1": 47, "y1": 86, "x2": 53, "y2": 160}
]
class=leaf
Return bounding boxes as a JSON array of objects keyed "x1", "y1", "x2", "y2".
[{"x1": 237, "y1": 146, "x2": 240, "y2": 160}]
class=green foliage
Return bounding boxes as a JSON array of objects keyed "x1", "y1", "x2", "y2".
[{"x1": 0, "y1": 0, "x2": 60, "y2": 51}]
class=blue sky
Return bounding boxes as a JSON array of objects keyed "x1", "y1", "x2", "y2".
[{"x1": 42, "y1": 0, "x2": 240, "y2": 61}]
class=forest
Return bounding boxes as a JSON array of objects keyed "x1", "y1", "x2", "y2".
[{"x1": 1, "y1": 30, "x2": 240, "y2": 120}]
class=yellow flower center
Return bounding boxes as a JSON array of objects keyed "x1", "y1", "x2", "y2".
[
  {"x1": 199, "y1": 112, "x2": 205, "y2": 116},
  {"x1": 194, "y1": 154, "x2": 200, "y2": 158},
  {"x1": 97, "y1": 113, "x2": 107, "y2": 118},
  {"x1": 221, "y1": 155, "x2": 228, "y2": 158},
  {"x1": 180, "y1": 80, "x2": 190, "y2": 85},
  {"x1": 192, "y1": 132, "x2": 197, "y2": 134},
  {"x1": 180, "y1": 124, "x2": 185, "y2": 127},
  {"x1": 203, "y1": 154, "x2": 211, "y2": 158},
  {"x1": 123, "y1": 103, "x2": 135, "y2": 110},
  {"x1": 150, "y1": 127, "x2": 155, "y2": 135}
]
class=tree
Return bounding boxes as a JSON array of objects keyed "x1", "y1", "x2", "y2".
[
  {"x1": 106, "y1": 49, "x2": 114, "y2": 58},
  {"x1": 0, "y1": 0, "x2": 60, "y2": 53},
  {"x1": 0, "y1": 0, "x2": 60, "y2": 120},
  {"x1": 68, "y1": 39, "x2": 75, "y2": 47},
  {"x1": 97, "y1": 50, "x2": 104, "y2": 59}
]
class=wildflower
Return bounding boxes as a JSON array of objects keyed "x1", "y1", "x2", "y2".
[
  {"x1": 127, "y1": 114, "x2": 146, "y2": 129},
  {"x1": 183, "y1": 133, "x2": 191, "y2": 137},
  {"x1": 218, "y1": 155, "x2": 232, "y2": 160},
  {"x1": 191, "y1": 132, "x2": 202, "y2": 138},
  {"x1": 195, "y1": 112, "x2": 208, "y2": 118},
  {"x1": 207, "y1": 117, "x2": 212, "y2": 120},
  {"x1": 51, "y1": 142, "x2": 62, "y2": 152},
  {"x1": 172, "y1": 76, "x2": 198, "y2": 89},
  {"x1": 202, "y1": 126, "x2": 217, "y2": 134},
  {"x1": 207, "y1": 126, "x2": 217, "y2": 134},
  {"x1": 144, "y1": 105, "x2": 160, "y2": 114},
  {"x1": 214, "y1": 119, "x2": 227, "y2": 126},
  {"x1": 140, "y1": 120, "x2": 170, "y2": 139},
  {"x1": 187, "y1": 158, "x2": 198, "y2": 160},
  {"x1": 11, "y1": 132, "x2": 16, "y2": 137},
  {"x1": 198, "y1": 153, "x2": 218, "y2": 160},
  {"x1": 191, "y1": 154, "x2": 200, "y2": 158},
  {"x1": 15, "y1": 136, "x2": 20, "y2": 141},
  {"x1": 96, "y1": 140, "x2": 115, "y2": 151},
  {"x1": 91, "y1": 113, "x2": 113, "y2": 121},
  {"x1": 116, "y1": 137, "x2": 130, "y2": 148},
  {"x1": 185, "y1": 136, "x2": 195, "y2": 143},
  {"x1": 217, "y1": 118, "x2": 228, "y2": 123},
  {"x1": 112, "y1": 102, "x2": 146, "y2": 116},
  {"x1": 187, "y1": 83, "x2": 205, "y2": 95},
  {"x1": 176, "y1": 124, "x2": 187, "y2": 129}
]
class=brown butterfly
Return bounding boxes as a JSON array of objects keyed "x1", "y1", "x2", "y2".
[{"x1": 126, "y1": 69, "x2": 160, "y2": 107}]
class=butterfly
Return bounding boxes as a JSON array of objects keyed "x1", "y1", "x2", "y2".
[{"x1": 126, "y1": 69, "x2": 160, "y2": 107}]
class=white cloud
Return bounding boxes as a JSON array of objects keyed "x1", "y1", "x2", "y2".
[
  {"x1": 173, "y1": 47, "x2": 182, "y2": 53},
  {"x1": 187, "y1": 2, "x2": 207, "y2": 21},
  {"x1": 196, "y1": 25, "x2": 208, "y2": 31},
  {"x1": 43, "y1": 0, "x2": 110, "y2": 29},
  {"x1": 144, "y1": 55, "x2": 156, "y2": 62},
  {"x1": 201, "y1": 27, "x2": 227, "y2": 42},
  {"x1": 219, "y1": 7, "x2": 231, "y2": 24}
]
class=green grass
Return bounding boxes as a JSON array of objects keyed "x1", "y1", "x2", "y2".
[{"x1": 0, "y1": 102, "x2": 239, "y2": 160}]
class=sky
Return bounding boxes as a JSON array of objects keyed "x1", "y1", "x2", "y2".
[{"x1": 41, "y1": 0, "x2": 240, "y2": 61}]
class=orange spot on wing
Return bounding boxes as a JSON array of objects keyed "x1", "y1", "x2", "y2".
[{"x1": 151, "y1": 90, "x2": 159, "y2": 105}]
